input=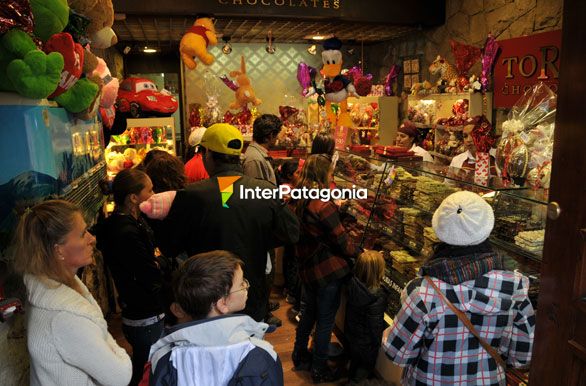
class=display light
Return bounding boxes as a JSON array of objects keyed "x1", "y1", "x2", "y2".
[{"x1": 222, "y1": 36, "x2": 232, "y2": 55}]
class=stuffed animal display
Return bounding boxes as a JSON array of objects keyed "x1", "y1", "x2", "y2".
[
  {"x1": 0, "y1": 0, "x2": 118, "y2": 119},
  {"x1": 429, "y1": 55, "x2": 459, "y2": 93},
  {"x1": 229, "y1": 55, "x2": 261, "y2": 110},
  {"x1": 68, "y1": 0, "x2": 117, "y2": 48},
  {"x1": 321, "y1": 37, "x2": 356, "y2": 127},
  {"x1": 179, "y1": 16, "x2": 218, "y2": 70}
]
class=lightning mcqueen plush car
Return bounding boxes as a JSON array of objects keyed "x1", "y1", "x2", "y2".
[{"x1": 116, "y1": 77, "x2": 178, "y2": 118}]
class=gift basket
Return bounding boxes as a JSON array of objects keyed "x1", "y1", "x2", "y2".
[{"x1": 496, "y1": 82, "x2": 556, "y2": 188}]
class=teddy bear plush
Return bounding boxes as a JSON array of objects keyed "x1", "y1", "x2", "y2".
[
  {"x1": 179, "y1": 16, "x2": 218, "y2": 70},
  {"x1": 67, "y1": 0, "x2": 117, "y2": 49}
]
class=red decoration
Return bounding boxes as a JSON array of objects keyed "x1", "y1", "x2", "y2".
[
  {"x1": 450, "y1": 39, "x2": 482, "y2": 76},
  {"x1": 223, "y1": 108, "x2": 252, "y2": 126},
  {"x1": 44, "y1": 33, "x2": 84, "y2": 98},
  {"x1": 0, "y1": 0, "x2": 34, "y2": 35},
  {"x1": 471, "y1": 115, "x2": 496, "y2": 153},
  {"x1": 189, "y1": 105, "x2": 201, "y2": 127}
]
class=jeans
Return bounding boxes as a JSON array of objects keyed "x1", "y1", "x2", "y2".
[
  {"x1": 122, "y1": 319, "x2": 165, "y2": 386},
  {"x1": 294, "y1": 279, "x2": 343, "y2": 370}
]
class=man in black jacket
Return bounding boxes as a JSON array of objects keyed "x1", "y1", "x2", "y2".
[{"x1": 160, "y1": 123, "x2": 300, "y2": 322}]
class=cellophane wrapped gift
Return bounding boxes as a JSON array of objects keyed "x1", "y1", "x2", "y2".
[{"x1": 496, "y1": 82, "x2": 556, "y2": 187}]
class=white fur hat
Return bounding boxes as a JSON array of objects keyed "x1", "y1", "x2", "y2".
[
  {"x1": 188, "y1": 127, "x2": 207, "y2": 146},
  {"x1": 432, "y1": 191, "x2": 494, "y2": 246}
]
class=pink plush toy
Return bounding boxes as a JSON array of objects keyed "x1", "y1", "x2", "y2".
[
  {"x1": 139, "y1": 191, "x2": 177, "y2": 219},
  {"x1": 93, "y1": 57, "x2": 119, "y2": 108}
]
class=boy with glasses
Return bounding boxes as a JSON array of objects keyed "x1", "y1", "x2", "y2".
[{"x1": 142, "y1": 250, "x2": 283, "y2": 385}]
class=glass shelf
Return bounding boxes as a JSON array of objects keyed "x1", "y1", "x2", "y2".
[{"x1": 395, "y1": 160, "x2": 527, "y2": 192}]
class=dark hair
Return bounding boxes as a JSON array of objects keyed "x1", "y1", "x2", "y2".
[
  {"x1": 112, "y1": 168, "x2": 149, "y2": 208},
  {"x1": 253, "y1": 114, "x2": 282, "y2": 144},
  {"x1": 173, "y1": 250, "x2": 244, "y2": 320},
  {"x1": 276, "y1": 159, "x2": 299, "y2": 185},
  {"x1": 144, "y1": 152, "x2": 187, "y2": 193},
  {"x1": 210, "y1": 150, "x2": 241, "y2": 165},
  {"x1": 311, "y1": 133, "x2": 335, "y2": 157},
  {"x1": 137, "y1": 149, "x2": 168, "y2": 171}
]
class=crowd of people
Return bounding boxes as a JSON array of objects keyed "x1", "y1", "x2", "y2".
[{"x1": 13, "y1": 115, "x2": 535, "y2": 385}]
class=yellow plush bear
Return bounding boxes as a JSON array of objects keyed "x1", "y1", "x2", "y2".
[{"x1": 180, "y1": 16, "x2": 218, "y2": 70}]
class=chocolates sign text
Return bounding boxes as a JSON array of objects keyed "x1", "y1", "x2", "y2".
[
  {"x1": 493, "y1": 30, "x2": 561, "y2": 108},
  {"x1": 218, "y1": 0, "x2": 341, "y2": 8}
]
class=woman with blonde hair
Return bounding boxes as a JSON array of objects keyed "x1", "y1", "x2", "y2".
[
  {"x1": 291, "y1": 154, "x2": 360, "y2": 383},
  {"x1": 14, "y1": 200, "x2": 131, "y2": 386},
  {"x1": 344, "y1": 250, "x2": 389, "y2": 384}
]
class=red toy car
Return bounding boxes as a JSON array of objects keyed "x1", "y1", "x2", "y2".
[{"x1": 116, "y1": 77, "x2": 178, "y2": 118}]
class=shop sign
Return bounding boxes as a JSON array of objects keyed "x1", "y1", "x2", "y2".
[
  {"x1": 113, "y1": 0, "x2": 444, "y2": 26},
  {"x1": 494, "y1": 30, "x2": 562, "y2": 108}
]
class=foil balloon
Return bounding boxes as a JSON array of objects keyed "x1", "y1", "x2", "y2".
[
  {"x1": 384, "y1": 65, "x2": 400, "y2": 96},
  {"x1": 481, "y1": 34, "x2": 500, "y2": 92}
]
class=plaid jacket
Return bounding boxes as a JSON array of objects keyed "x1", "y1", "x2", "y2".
[
  {"x1": 295, "y1": 200, "x2": 360, "y2": 287},
  {"x1": 383, "y1": 271, "x2": 535, "y2": 386}
]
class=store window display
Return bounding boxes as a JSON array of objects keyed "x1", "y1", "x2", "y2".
[{"x1": 395, "y1": 121, "x2": 434, "y2": 162}]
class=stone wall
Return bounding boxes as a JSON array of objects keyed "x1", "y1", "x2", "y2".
[{"x1": 369, "y1": 0, "x2": 563, "y2": 86}]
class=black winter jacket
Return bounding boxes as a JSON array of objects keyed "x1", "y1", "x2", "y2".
[
  {"x1": 160, "y1": 164, "x2": 300, "y2": 322},
  {"x1": 344, "y1": 276, "x2": 389, "y2": 365},
  {"x1": 95, "y1": 213, "x2": 165, "y2": 320}
]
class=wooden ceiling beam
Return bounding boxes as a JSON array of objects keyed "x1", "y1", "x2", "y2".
[{"x1": 237, "y1": 20, "x2": 261, "y2": 43}]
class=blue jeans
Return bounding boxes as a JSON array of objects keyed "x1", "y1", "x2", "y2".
[
  {"x1": 294, "y1": 279, "x2": 343, "y2": 370},
  {"x1": 122, "y1": 319, "x2": 165, "y2": 386}
]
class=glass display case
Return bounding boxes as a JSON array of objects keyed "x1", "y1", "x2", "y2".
[
  {"x1": 333, "y1": 150, "x2": 546, "y2": 322},
  {"x1": 104, "y1": 117, "x2": 176, "y2": 178}
]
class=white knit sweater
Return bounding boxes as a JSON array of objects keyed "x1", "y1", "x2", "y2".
[{"x1": 24, "y1": 274, "x2": 132, "y2": 386}]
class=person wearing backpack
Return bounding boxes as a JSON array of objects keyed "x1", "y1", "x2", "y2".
[{"x1": 142, "y1": 250, "x2": 283, "y2": 386}]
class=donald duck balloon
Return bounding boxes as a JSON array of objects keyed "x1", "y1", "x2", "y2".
[{"x1": 321, "y1": 37, "x2": 357, "y2": 127}]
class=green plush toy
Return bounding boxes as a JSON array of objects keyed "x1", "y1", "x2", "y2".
[
  {"x1": 0, "y1": 0, "x2": 99, "y2": 113},
  {"x1": 0, "y1": 30, "x2": 64, "y2": 98},
  {"x1": 55, "y1": 78, "x2": 99, "y2": 113},
  {"x1": 30, "y1": 0, "x2": 70, "y2": 42}
]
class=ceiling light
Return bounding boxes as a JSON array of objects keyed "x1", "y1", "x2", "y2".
[
  {"x1": 307, "y1": 44, "x2": 317, "y2": 55},
  {"x1": 303, "y1": 33, "x2": 334, "y2": 41},
  {"x1": 222, "y1": 36, "x2": 232, "y2": 55},
  {"x1": 143, "y1": 46, "x2": 157, "y2": 53}
]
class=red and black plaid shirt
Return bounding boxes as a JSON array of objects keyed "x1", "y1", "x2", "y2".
[{"x1": 295, "y1": 200, "x2": 360, "y2": 287}]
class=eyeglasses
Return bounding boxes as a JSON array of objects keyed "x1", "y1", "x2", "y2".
[{"x1": 228, "y1": 278, "x2": 250, "y2": 294}]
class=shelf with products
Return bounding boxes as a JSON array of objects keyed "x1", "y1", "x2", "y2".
[
  {"x1": 407, "y1": 92, "x2": 492, "y2": 164},
  {"x1": 335, "y1": 150, "x2": 547, "y2": 320},
  {"x1": 104, "y1": 117, "x2": 176, "y2": 177}
]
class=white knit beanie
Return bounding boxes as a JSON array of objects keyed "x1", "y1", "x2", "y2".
[{"x1": 432, "y1": 191, "x2": 494, "y2": 246}]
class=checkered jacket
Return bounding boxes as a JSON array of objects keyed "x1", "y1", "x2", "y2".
[
  {"x1": 383, "y1": 271, "x2": 535, "y2": 386},
  {"x1": 295, "y1": 200, "x2": 360, "y2": 287}
]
